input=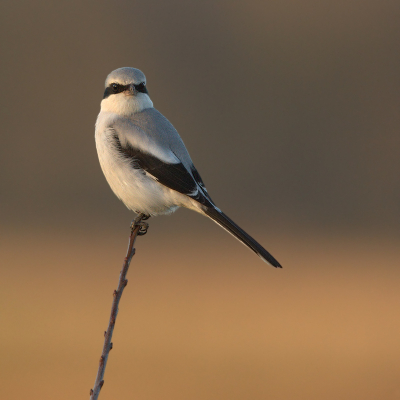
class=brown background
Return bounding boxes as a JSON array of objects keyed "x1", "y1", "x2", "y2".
[{"x1": 1, "y1": 1, "x2": 400, "y2": 399}]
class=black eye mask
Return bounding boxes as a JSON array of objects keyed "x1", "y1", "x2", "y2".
[{"x1": 103, "y1": 82, "x2": 148, "y2": 99}]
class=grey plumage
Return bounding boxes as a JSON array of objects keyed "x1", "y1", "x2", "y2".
[
  {"x1": 106, "y1": 67, "x2": 147, "y2": 87},
  {"x1": 113, "y1": 107, "x2": 195, "y2": 170},
  {"x1": 95, "y1": 67, "x2": 281, "y2": 267}
]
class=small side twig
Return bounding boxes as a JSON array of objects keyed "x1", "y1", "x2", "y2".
[{"x1": 90, "y1": 214, "x2": 148, "y2": 400}]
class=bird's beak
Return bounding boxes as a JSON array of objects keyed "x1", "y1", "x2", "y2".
[{"x1": 126, "y1": 84, "x2": 137, "y2": 96}]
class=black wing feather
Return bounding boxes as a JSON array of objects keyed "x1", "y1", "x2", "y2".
[{"x1": 113, "y1": 134, "x2": 212, "y2": 205}]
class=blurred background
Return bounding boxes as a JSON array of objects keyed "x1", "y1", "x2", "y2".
[{"x1": 1, "y1": 1, "x2": 400, "y2": 399}]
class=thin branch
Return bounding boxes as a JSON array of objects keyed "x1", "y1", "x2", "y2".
[{"x1": 90, "y1": 214, "x2": 148, "y2": 400}]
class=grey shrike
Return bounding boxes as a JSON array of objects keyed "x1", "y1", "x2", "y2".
[{"x1": 95, "y1": 67, "x2": 281, "y2": 268}]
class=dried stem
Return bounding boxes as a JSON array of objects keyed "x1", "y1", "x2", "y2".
[{"x1": 90, "y1": 214, "x2": 148, "y2": 400}]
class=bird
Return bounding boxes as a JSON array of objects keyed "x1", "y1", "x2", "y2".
[{"x1": 95, "y1": 67, "x2": 281, "y2": 268}]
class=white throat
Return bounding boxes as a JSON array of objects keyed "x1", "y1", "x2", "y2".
[{"x1": 100, "y1": 93, "x2": 153, "y2": 116}]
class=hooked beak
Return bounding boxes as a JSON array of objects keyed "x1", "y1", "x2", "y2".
[{"x1": 126, "y1": 84, "x2": 137, "y2": 96}]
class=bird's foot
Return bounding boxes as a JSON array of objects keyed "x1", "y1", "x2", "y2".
[
  {"x1": 134, "y1": 211, "x2": 151, "y2": 221},
  {"x1": 130, "y1": 213, "x2": 150, "y2": 235},
  {"x1": 137, "y1": 221, "x2": 149, "y2": 235}
]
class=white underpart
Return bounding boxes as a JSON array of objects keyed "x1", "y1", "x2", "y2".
[{"x1": 101, "y1": 92, "x2": 153, "y2": 116}]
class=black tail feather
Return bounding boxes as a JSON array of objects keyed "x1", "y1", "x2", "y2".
[{"x1": 204, "y1": 207, "x2": 282, "y2": 268}]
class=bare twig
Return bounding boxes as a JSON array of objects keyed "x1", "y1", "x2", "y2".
[{"x1": 90, "y1": 214, "x2": 148, "y2": 400}]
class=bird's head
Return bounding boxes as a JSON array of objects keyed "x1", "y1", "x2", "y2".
[{"x1": 100, "y1": 67, "x2": 153, "y2": 115}]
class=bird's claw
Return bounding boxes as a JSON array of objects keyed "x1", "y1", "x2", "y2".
[
  {"x1": 133, "y1": 211, "x2": 150, "y2": 220},
  {"x1": 137, "y1": 221, "x2": 149, "y2": 235},
  {"x1": 130, "y1": 213, "x2": 150, "y2": 235}
]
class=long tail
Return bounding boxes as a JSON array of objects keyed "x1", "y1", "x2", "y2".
[{"x1": 203, "y1": 206, "x2": 282, "y2": 268}]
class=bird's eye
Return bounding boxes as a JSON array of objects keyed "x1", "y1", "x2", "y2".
[{"x1": 103, "y1": 83, "x2": 124, "y2": 99}]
